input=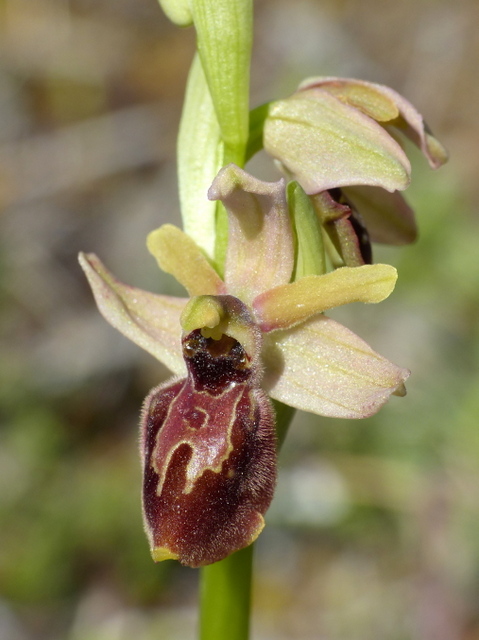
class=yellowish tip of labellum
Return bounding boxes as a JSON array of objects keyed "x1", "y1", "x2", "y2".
[{"x1": 151, "y1": 546, "x2": 180, "y2": 563}]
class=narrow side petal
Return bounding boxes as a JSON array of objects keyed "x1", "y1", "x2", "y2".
[
  {"x1": 254, "y1": 264, "x2": 397, "y2": 332},
  {"x1": 147, "y1": 224, "x2": 226, "y2": 297},
  {"x1": 79, "y1": 252, "x2": 186, "y2": 376},
  {"x1": 262, "y1": 315, "x2": 410, "y2": 418},
  {"x1": 140, "y1": 313, "x2": 276, "y2": 567},
  {"x1": 343, "y1": 185, "x2": 417, "y2": 245},
  {"x1": 263, "y1": 90, "x2": 411, "y2": 194},
  {"x1": 208, "y1": 164, "x2": 294, "y2": 302}
]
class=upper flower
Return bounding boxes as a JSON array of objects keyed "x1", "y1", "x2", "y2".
[
  {"x1": 259, "y1": 76, "x2": 448, "y2": 254},
  {"x1": 264, "y1": 76, "x2": 447, "y2": 193}
]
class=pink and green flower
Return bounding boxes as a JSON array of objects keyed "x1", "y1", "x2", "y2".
[{"x1": 79, "y1": 164, "x2": 409, "y2": 566}]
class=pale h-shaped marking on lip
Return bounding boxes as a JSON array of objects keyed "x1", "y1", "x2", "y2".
[{"x1": 152, "y1": 378, "x2": 252, "y2": 496}]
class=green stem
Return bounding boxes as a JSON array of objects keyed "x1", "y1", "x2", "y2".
[
  {"x1": 199, "y1": 544, "x2": 254, "y2": 640},
  {"x1": 199, "y1": 401, "x2": 295, "y2": 640}
]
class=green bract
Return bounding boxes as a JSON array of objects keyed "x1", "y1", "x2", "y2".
[
  {"x1": 191, "y1": 0, "x2": 252, "y2": 163},
  {"x1": 178, "y1": 56, "x2": 223, "y2": 259}
]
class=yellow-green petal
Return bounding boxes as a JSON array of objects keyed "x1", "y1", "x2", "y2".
[
  {"x1": 147, "y1": 224, "x2": 226, "y2": 297},
  {"x1": 253, "y1": 264, "x2": 397, "y2": 332}
]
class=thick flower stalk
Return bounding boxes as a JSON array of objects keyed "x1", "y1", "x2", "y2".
[{"x1": 79, "y1": 164, "x2": 410, "y2": 567}]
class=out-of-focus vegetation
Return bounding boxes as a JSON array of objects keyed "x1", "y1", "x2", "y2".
[{"x1": 0, "y1": 0, "x2": 478, "y2": 638}]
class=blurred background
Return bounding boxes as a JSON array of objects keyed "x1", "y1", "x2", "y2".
[{"x1": 1, "y1": 0, "x2": 478, "y2": 638}]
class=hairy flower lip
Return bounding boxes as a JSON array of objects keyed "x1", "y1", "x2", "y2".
[{"x1": 140, "y1": 310, "x2": 277, "y2": 567}]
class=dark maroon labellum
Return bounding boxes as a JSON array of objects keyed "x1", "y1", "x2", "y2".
[{"x1": 140, "y1": 329, "x2": 276, "y2": 567}]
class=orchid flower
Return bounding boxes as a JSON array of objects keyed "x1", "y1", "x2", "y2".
[
  {"x1": 260, "y1": 76, "x2": 448, "y2": 264},
  {"x1": 79, "y1": 164, "x2": 408, "y2": 567}
]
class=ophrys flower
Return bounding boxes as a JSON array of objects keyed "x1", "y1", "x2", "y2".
[{"x1": 79, "y1": 164, "x2": 408, "y2": 566}]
